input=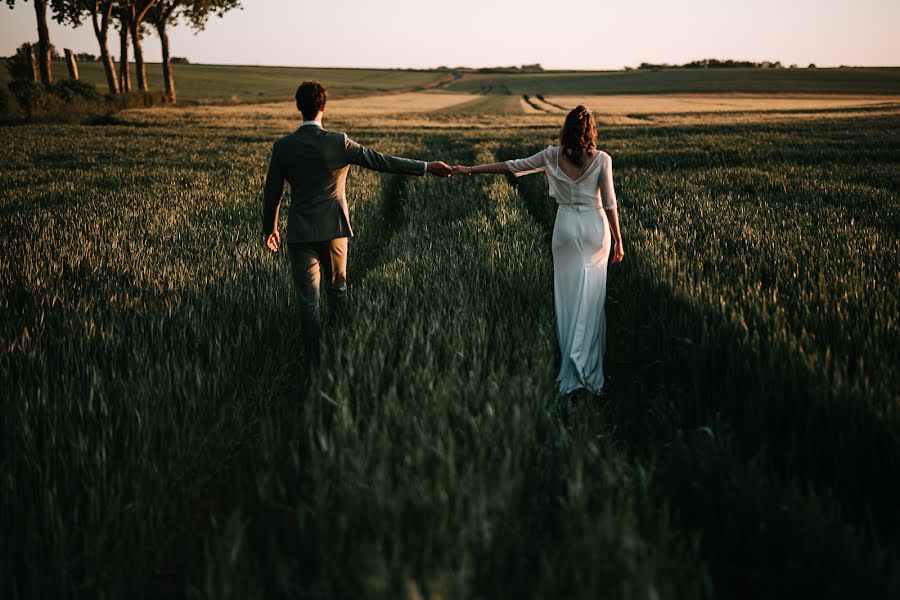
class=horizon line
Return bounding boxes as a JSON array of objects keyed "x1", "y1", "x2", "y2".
[{"x1": 26, "y1": 58, "x2": 900, "y2": 72}]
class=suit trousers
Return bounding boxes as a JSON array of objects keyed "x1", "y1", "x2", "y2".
[{"x1": 287, "y1": 238, "x2": 348, "y2": 364}]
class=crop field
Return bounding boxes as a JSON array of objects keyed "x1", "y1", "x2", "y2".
[
  {"x1": 110, "y1": 89, "x2": 900, "y2": 132},
  {"x1": 6, "y1": 63, "x2": 900, "y2": 104},
  {"x1": 2, "y1": 85, "x2": 899, "y2": 598},
  {"x1": 445, "y1": 67, "x2": 900, "y2": 95},
  {"x1": 0, "y1": 61, "x2": 449, "y2": 102}
]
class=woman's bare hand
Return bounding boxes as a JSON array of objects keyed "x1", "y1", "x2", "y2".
[
  {"x1": 611, "y1": 239, "x2": 625, "y2": 264},
  {"x1": 265, "y1": 230, "x2": 280, "y2": 253}
]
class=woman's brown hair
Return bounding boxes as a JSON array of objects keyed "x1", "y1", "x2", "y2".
[{"x1": 560, "y1": 105, "x2": 597, "y2": 167}]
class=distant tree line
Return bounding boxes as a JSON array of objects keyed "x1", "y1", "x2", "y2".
[
  {"x1": 12, "y1": 47, "x2": 190, "y2": 64},
  {"x1": 437, "y1": 64, "x2": 545, "y2": 74},
  {"x1": 4, "y1": 0, "x2": 239, "y2": 104},
  {"x1": 632, "y1": 58, "x2": 819, "y2": 70}
]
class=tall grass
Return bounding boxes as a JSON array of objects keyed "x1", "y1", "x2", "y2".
[{"x1": 1, "y1": 111, "x2": 898, "y2": 598}]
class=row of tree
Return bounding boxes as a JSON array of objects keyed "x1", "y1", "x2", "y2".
[
  {"x1": 16, "y1": 47, "x2": 189, "y2": 64},
  {"x1": 7, "y1": 0, "x2": 240, "y2": 103},
  {"x1": 634, "y1": 59, "x2": 818, "y2": 70},
  {"x1": 440, "y1": 64, "x2": 545, "y2": 74}
]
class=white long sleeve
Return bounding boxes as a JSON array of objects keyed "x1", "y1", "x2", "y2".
[
  {"x1": 599, "y1": 154, "x2": 617, "y2": 209},
  {"x1": 505, "y1": 146, "x2": 550, "y2": 176}
]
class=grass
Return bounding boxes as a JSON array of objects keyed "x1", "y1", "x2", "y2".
[
  {"x1": 0, "y1": 61, "x2": 448, "y2": 103},
  {"x1": 1, "y1": 94, "x2": 899, "y2": 598}
]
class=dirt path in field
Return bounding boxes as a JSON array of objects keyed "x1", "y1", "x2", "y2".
[
  {"x1": 520, "y1": 95, "x2": 547, "y2": 114},
  {"x1": 521, "y1": 95, "x2": 567, "y2": 113},
  {"x1": 117, "y1": 91, "x2": 900, "y2": 131}
]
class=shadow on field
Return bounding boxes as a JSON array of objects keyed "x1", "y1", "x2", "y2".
[
  {"x1": 347, "y1": 173, "x2": 411, "y2": 279},
  {"x1": 499, "y1": 142, "x2": 900, "y2": 599},
  {"x1": 0, "y1": 190, "x2": 75, "y2": 221}
]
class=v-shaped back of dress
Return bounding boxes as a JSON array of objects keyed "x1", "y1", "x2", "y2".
[
  {"x1": 556, "y1": 149, "x2": 601, "y2": 183},
  {"x1": 505, "y1": 145, "x2": 617, "y2": 209}
]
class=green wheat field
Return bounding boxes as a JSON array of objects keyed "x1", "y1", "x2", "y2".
[{"x1": 2, "y1": 68, "x2": 899, "y2": 598}]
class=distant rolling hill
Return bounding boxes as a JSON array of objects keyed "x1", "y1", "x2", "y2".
[{"x1": 0, "y1": 61, "x2": 448, "y2": 103}]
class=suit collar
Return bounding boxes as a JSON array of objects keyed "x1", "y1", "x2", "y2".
[{"x1": 297, "y1": 125, "x2": 324, "y2": 135}]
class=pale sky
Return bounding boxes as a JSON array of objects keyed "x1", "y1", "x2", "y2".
[{"x1": 2, "y1": 0, "x2": 898, "y2": 69}]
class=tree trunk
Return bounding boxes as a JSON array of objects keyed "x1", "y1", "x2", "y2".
[
  {"x1": 92, "y1": 8, "x2": 119, "y2": 94},
  {"x1": 65, "y1": 49, "x2": 79, "y2": 80},
  {"x1": 33, "y1": 0, "x2": 52, "y2": 85},
  {"x1": 130, "y1": 13, "x2": 149, "y2": 91},
  {"x1": 118, "y1": 23, "x2": 131, "y2": 92},
  {"x1": 156, "y1": 22, "x2": 176, "y2": 103},
  {"x1": 25, "y1": 44, "x2": 38, "y2": 82}
]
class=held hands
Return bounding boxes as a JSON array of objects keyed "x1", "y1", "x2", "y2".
[
  {"x1": 264, "y1": 229, "x2": 280, "y2": 253},
  {"x1": 426, "y1": 161, "x2": 454, "y2": 177},
  {"x1": 425, "y1": 162, "x2": 476, "y2": 177},
  {"x1": 425, "y1": 163, "x2": 474, "y2": 177}
]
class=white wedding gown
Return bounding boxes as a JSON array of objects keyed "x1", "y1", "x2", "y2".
[{"x1": 506, "y1": 146, "x2": 618, "y2": 395}]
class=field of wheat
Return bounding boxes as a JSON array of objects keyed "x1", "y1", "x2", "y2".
[{"x1": 2, "y1": 89, "x2": 899, "y2": 598}]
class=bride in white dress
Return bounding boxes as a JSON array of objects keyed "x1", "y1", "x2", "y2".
[{"x1": 454, "y1": 106, "x2": 624, "y2": 396}]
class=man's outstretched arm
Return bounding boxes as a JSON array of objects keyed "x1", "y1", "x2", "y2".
[
  {"x1": 262, "y1": 142, "x2": 283, "y2": 252},
  {"x1": 344, "y1": 135, "x2": 452, "y2": 176}
]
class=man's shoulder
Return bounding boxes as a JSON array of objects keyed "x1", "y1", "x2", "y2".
[
  {"x1": 272, "y1": 132, "x2": 296, "y2": 149},
  {"x1": 276, "y1": 128, "x2": 347, "y2": 145},
  {"x1": 322, "y1": 129, "x2": 349, "y2": 144}
]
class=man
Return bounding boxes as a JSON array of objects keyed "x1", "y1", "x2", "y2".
[{"x1": 263, "y1": 80, "x2": 452, "y2": 364}]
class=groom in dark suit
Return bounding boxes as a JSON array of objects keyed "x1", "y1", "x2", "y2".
[{"x1": 262, "y1": 80, "x2": 452, "y2": 364}]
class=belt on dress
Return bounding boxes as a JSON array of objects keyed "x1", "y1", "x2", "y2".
[{"x1": 557, "y1": 203, "x2": 600, "y2": 213}]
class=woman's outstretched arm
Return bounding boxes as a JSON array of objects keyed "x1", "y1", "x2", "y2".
[
  {"x1": 453, "y1": 163, "x2": 511, "y2": 175},
  {"x1": 456, "y1": 148, "x2": 550, "y2": 176}
]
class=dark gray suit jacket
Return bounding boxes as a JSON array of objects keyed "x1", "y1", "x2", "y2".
[{"x1": 263, "y1": 124, "x2": 427, "y2": 243}]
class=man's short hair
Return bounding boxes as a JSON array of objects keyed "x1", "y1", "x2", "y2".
[{"x1": 295, "y1": 81, "x2": 327, "y2": 119}]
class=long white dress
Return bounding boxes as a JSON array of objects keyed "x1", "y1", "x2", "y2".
[{"x1": 506, "y1": 146, "x2": 618, "y2": 395}]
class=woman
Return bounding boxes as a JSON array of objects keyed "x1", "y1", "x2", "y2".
[{"x1": 454, "y1": 105, "x2": 624, "y2": 396}]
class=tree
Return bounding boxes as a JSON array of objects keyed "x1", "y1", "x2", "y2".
[
  {"x1": 123, "y1": 0, "x2": 155, "y2": 91},
  {"x1": 6, "y1": 43, "x2": 38, "y2": 80},
  {"x1": 5, "y1": 1, "x2": 53, "y2": 84},
  {"x1": 52, "y1": 1, "x2": 119, "y2": 93},
  {"x1": 116, "y1": 5, "x2": 130, "y2": 91},
  {"x1": 148, "y1": 0, "x2": 240, "y2": 103}
]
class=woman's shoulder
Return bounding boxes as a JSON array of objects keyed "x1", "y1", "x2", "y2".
[
  {"x1": 524, "y1": 145, "x2": 557, "y2": 163},
  {"x1": 595, "y1": 149, "x2": 613, "y2": 166}
]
